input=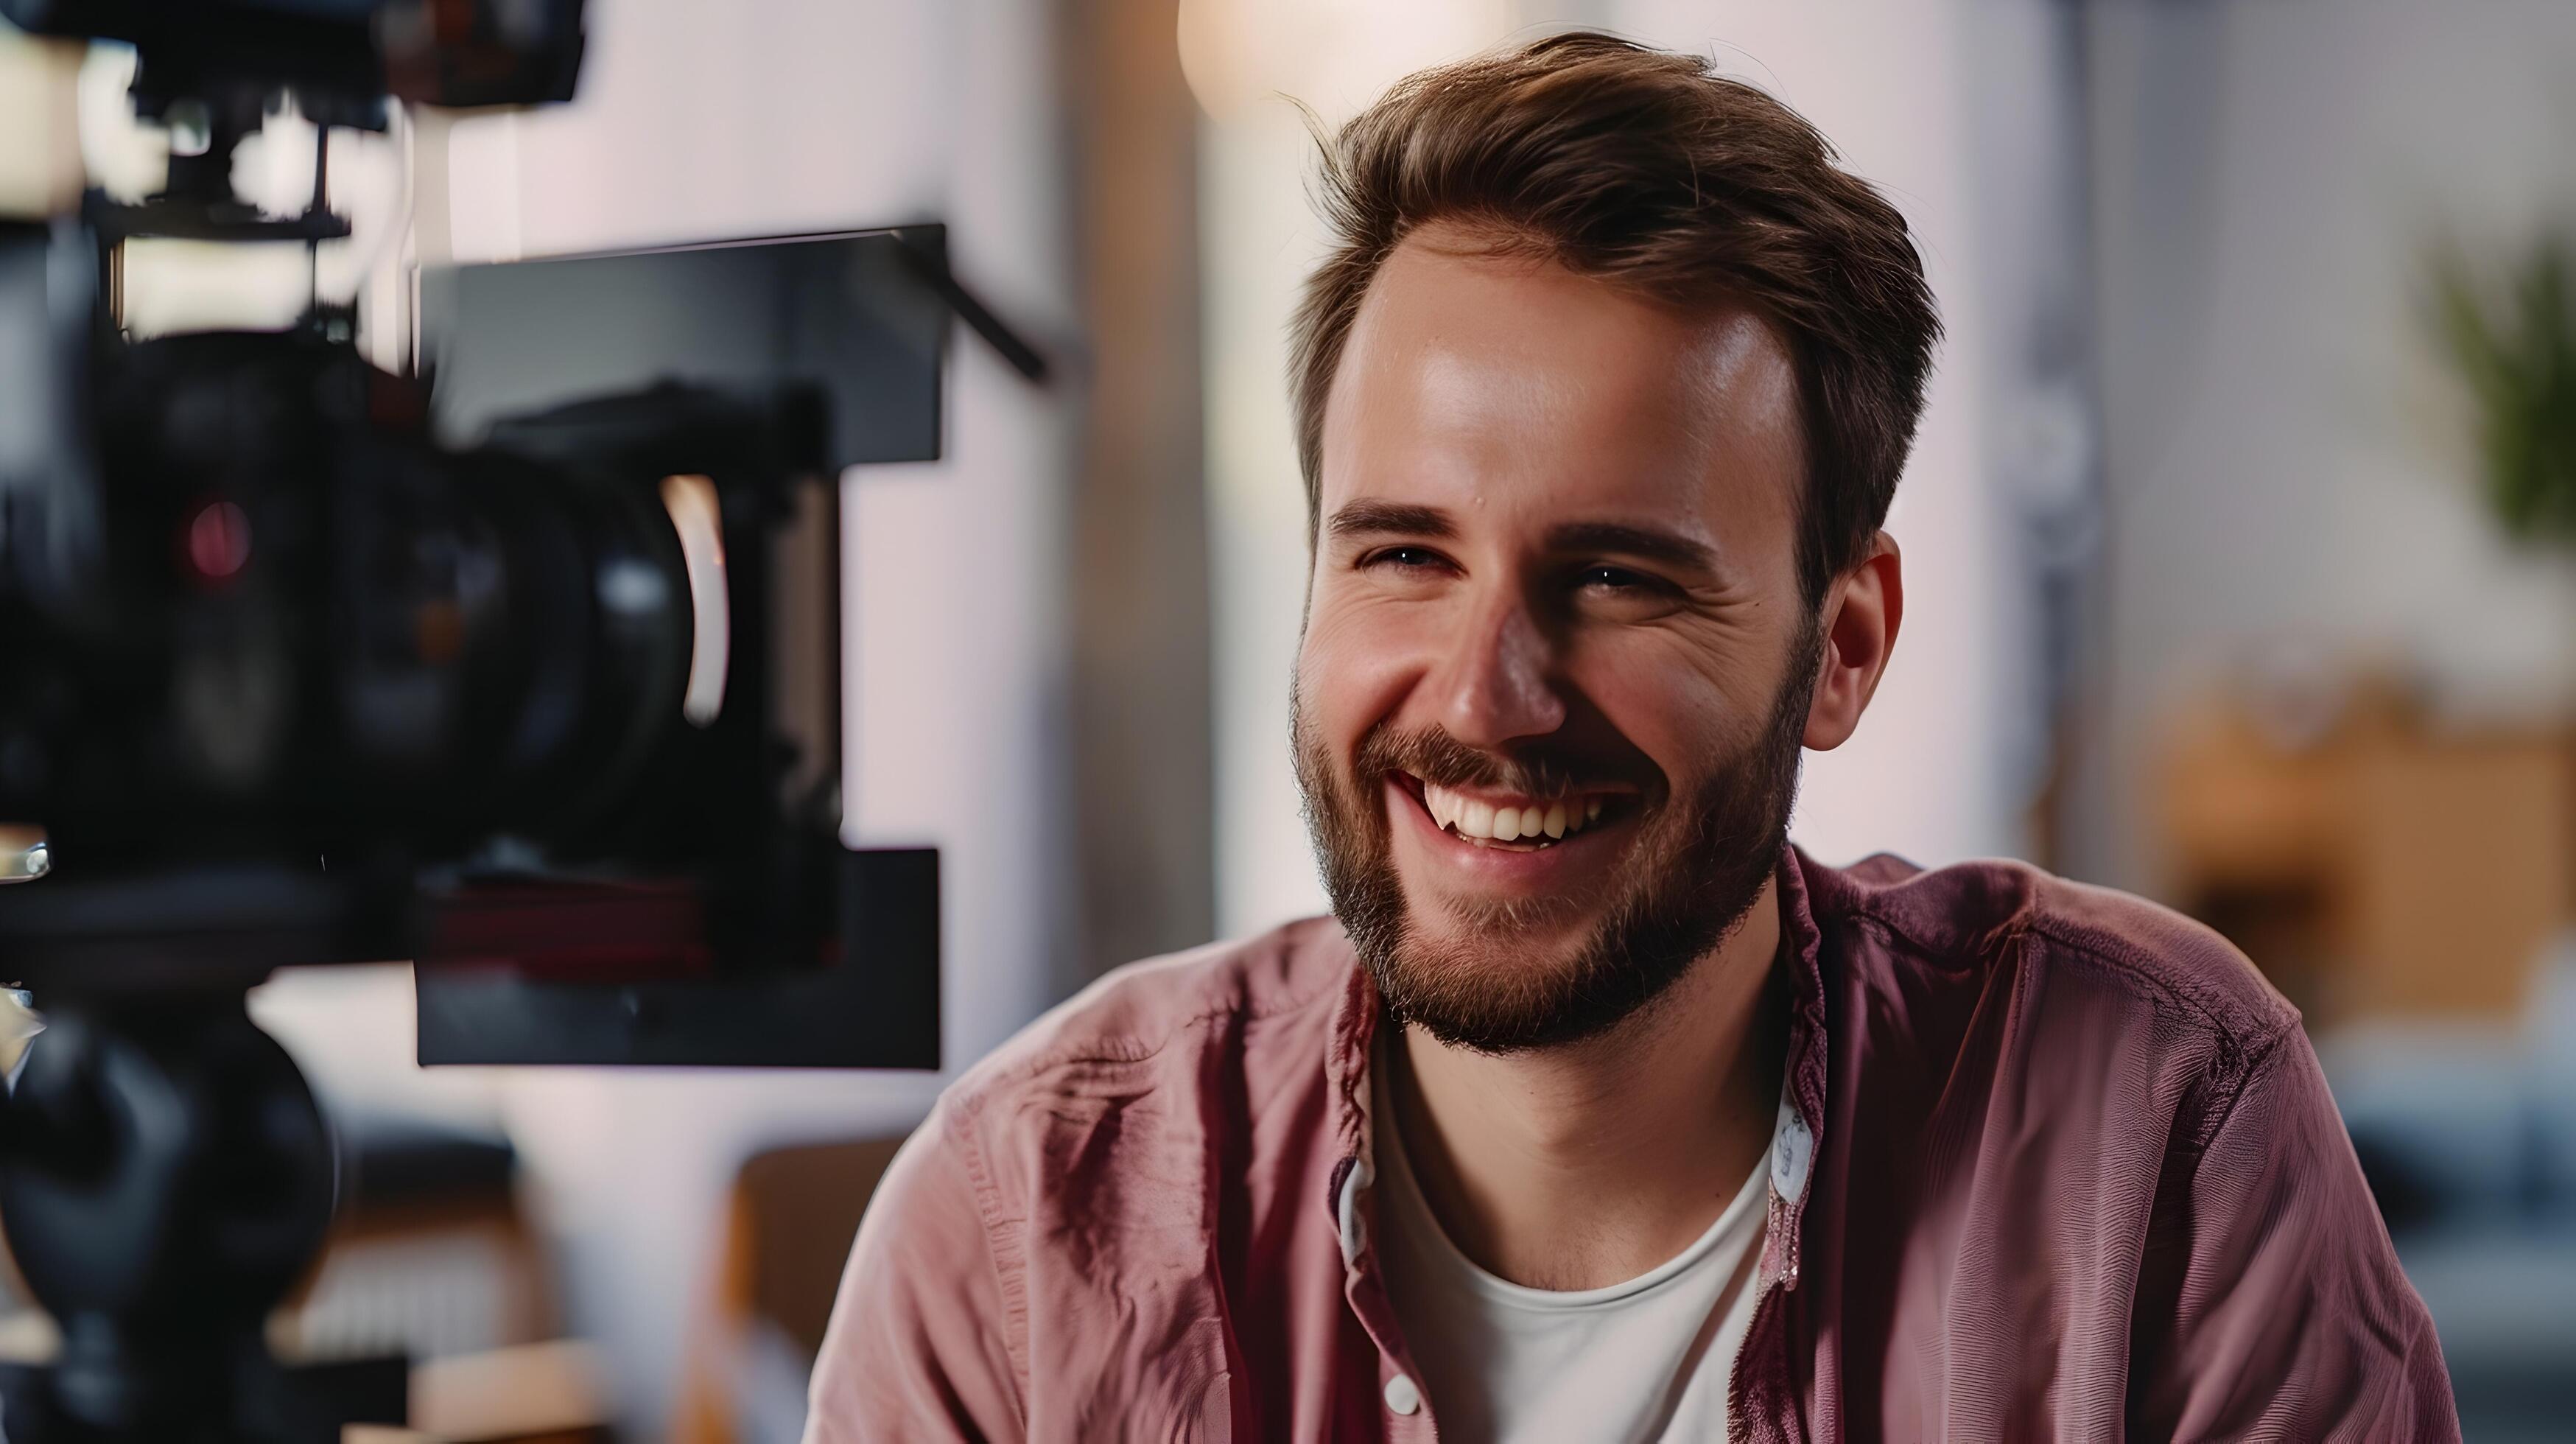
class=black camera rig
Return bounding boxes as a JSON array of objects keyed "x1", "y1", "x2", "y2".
[{"x1": 0, "y1": 1, "x2": 1026, "y2": 1436}]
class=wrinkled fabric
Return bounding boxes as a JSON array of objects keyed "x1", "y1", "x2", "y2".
[{"x1": 807, "y1": 849, "x2": 2460, "y2": 1443}]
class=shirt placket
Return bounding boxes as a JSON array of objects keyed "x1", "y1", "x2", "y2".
[
  {"x1": 1334, "y1": 1153, "x2": 1439, "y2": 1436},
  {"x1": 1733, "y1": 852, "x2": 1833, "y2": 1444},
  {"x1": 1322, "y1": 967, "x2": 1440, "y2": 1440}
]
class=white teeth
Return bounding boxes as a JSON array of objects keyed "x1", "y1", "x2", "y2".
[
  {"x1": 1416, "y1": 779, "x2": 1608, "y2": 846},
  {"x1": 1461, "y1": 797, "x2": 1495, "y2": 838}
]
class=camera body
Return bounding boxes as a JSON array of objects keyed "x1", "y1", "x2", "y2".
[{"x1": 1, "y1": 318, "x2": 853, "y2": 995}]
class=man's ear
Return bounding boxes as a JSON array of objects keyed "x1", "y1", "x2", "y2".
[{"x1": 1803, "y1": 531, "x2": 1902, "y2": 751}]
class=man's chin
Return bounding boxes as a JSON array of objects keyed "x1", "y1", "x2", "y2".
[
  {"x1": 1408, "y1": 892, "x2": 1599, "y2": 946},
  {"x1": 1366, "y1": 854, "x2": 1759, "y2": 1053},
  {"x1": 1394, "y1": 860, "x2": 1613, "y2": 936},
  {"x1": 1366, "y1": 921, "x2": 1617, "y2": 1055}
]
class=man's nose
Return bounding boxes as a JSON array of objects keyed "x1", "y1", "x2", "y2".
[{"x1": 1434, "y1": 594, "x2": 1568, "y2": 747}]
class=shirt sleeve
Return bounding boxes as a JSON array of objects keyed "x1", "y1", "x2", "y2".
[
  {"x1": 804, "y1": 1104, "x2": 1025, "y2": 1444},
  {"x1": 2130, "y1": 1023, "x2": 2460, "y2": 1442}
]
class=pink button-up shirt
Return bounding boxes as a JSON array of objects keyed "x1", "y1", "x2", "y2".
[{"x1": 807, "y1": 849, "x2": 2459, "y2": 1441}]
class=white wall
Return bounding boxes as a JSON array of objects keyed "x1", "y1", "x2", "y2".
[
  {"x1": 1200, "y1": 1, "x2": 2035, "y2": 941},
  {"x1": 2071, "y1": 0, "x2": 2576, "y2": 892},
  {"x1": 256, "y1": 0, "x2": 1078, "y2": 1433}
]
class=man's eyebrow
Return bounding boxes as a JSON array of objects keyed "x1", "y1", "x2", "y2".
[
  {"x1": 1545, "y1": 521, "x2": 1719, "y2": 571},
  {"x1": 1326, "y1": 500, "x2": 1456, "y2": 542}
]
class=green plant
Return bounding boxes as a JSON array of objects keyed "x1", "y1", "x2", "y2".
[{"x1": 2432, "y1": 236, "x2": 2576, "y2": 544}]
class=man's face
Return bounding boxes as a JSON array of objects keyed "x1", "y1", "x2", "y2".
[{"x1": 1294, "y1": 225, "x2": 1821, "y2": 1054}]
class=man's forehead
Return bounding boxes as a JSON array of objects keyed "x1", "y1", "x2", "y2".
[
  {"x1": 1319, "y1": 231, "x2": 1803, "y2": 544},
  {"x1": 1340, "y1": 231, "x2": 1767, "y2": 401}
]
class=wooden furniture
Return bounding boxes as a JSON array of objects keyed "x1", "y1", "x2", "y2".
[{"x1": 2161, "y1": 693, "x2": 2574, "y2": 1023}]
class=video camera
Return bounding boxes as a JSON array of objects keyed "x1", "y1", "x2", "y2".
[{"x1": 0, "y1": 1, "x2": 1006, "y2": 1435}]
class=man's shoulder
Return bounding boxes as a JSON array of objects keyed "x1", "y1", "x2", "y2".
[
  {"x1": 1798, "y1": 848, "x2": 2300, "y2": 1054},
  {"x1": 941, "y1": 913, "x2": 1356, "y2": 1124}
]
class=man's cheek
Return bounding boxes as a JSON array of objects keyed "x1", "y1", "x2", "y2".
[{"x1": 1308, "y1": 655, "x2": 1432, "y2": 758}]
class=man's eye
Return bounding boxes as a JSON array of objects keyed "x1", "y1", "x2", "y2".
[
  {"x1": 1369, "y1": 547, "x2": 1446, "y2": 570},
  {"x1": 1579, "y1": 564, "x2": 1660, "y2": 592}
]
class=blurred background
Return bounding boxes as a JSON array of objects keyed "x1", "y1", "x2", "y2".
[{"x1": 10, "y1": 0, "x2": 2576, "y2": 1439}]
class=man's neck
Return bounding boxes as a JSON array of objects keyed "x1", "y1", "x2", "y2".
[{"x1": 1383, "y1": 879, "x2": 1786, "y2": 1291}]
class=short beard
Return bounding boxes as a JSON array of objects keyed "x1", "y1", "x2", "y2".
[{"x1": 1293, "y1": 620, "x2": 1819, "y2": 1055}]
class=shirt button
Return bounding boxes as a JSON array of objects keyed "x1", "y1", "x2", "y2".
[
  {"x1": 1772, "y1": 1100, "x2": 1814, "y2": 1201},
  {"x1": 1383, "y1": 1373, "x2": 1421, "y2": 1416}
]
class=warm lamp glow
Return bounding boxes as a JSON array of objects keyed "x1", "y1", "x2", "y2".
[{"x1": 1176, "y1": 0, "x2": 1515, "y2": 124}]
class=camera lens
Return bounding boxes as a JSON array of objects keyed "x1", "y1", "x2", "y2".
[{"x1": 30, "y1": 329, "x2": 698, "y2": 868}]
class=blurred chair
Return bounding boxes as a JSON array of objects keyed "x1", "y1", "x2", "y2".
[
  {"x1": 674, "y1": 1135, "x2": 911, "y2": 1444},
  {"x1": 280, "y1": 1112, "x2": 552, "y2": 1364},
  {"x1": 296, "y1": 1114, "x2": 616, "y2": 1442}
]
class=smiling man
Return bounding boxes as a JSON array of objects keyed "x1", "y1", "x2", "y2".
[{"x1": 807, "y1": 32, "x2": 2457, "y2": 1443}]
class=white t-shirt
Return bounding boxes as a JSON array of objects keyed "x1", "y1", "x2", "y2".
[{"x1": 1371, "y1": 1068, "x2": 1775, "y2": 1443}]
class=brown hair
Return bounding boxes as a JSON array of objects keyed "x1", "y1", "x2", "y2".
[{"x1": 1289, "y1": 31, "x2": 1940, "y2": 605}]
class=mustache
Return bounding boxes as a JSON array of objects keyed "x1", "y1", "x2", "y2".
[{"x1": 1352, "y1": 724, "x2": 1641, "y2": 799}]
